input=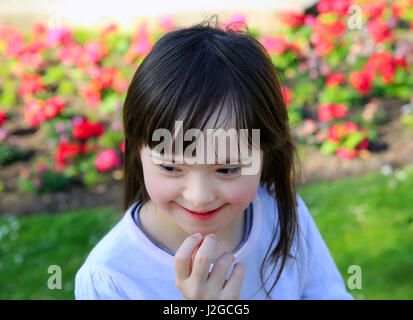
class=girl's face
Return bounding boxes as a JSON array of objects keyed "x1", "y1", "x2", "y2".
[{"x1": 139, "y1": 138, "x2": 263, "y2": 236}]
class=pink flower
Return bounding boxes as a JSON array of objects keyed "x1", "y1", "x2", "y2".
[
  {"x1": 95, "y1": 149, "x2": 122, "y2": 173},
  {"x1": 318, "y1": 104, "x2": 348, "y2": 122},
  {"x1": 367, "y1": 18, "x2": 394, "y2": 44},
  {"x1": 342, "y1": 122, "x2": 359, "y2": 134},
  {"x1": 43, "y1": 97, "x2": 65, "y2": 120},
  {"x1": 83, "y1": 39, "x2": 109, "y2": 64},
  {"x1": 336, "y1": 147, "x2": 358, "y2": 160},
  {"x1": 260, "y1": 35, "x2": 289, "y2": 55},
  {"x1": 120, "y1": 140, "x2": 125, "y2": 153},
  {"x1": 316, "y1": 0, "x2": 351, "y2": 15},
  {"x1": 158, "y1": 15, "x2": 175, "y2": 32},
  {"x1": 80, "y1": 80, "x2": 102, "y2": 108},
  {"x1": 24, "y1": 99, "x2": 47, "y2": 127},
  {"x1": 126, "y1": 23, "x2": 153, "y2": 63},
  {"x1": 46, "y1": 28, "x2": 72, "y2": 47},
  {"x1": 222, "y1": 13, "x2": 247, "y2": 32},
  {"x1": 325, "y1": 73, "x2": 346, "y2": 87},
  {"x1": 58, "y1": 42, "x2": 85, "y2": 66}
]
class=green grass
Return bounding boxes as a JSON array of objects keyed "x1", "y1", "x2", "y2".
[{"x1": 0, "y1": 164, "x2": 412, "y2": 299}]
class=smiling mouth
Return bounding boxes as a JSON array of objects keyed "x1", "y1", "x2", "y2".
[{"x1": 180, "y1": 204, "x2": 226, "y2": 215}]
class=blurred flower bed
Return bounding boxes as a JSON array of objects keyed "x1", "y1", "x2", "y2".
[{"x1": 0, "y1": 0, "x2": 412, "y2": 196}]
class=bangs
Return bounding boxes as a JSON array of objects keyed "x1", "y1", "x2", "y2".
[{"x1": 140, "y1": 41, "x2": 260, "y2": 156}]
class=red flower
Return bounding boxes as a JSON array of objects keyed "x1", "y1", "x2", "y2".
[
  {"x1": 327, "y1": 124, "x2": 343, "y2": 143},
  {"x1": 19, "y1": 73, "x2": 45, "y2": 97},
  {"x1": 0, "y1": 111, "x2": 6, "y2": 126},
  {"x1": 100, "y1": 23, "x2": 118, "y2": 38},
  {"x1": 279, "y1": 12, "x2": 306, "y2": 28},
  {"x1": 361, "y1": 0, "x2": 386, "y2": 19},
  {"x1": 72, "y1": 118, "x2": 104, "y2": 141},
  {"x1": 365, "y1": 51, "x2": 395, "y2": 84},
  {"x1": 55, "y1": 141, "x2": 85, "y2": 169},
  {"x1": 325, "y1": 73, "x2": 346, "y2": 87},
  {"x1": 349, "y1": 71, "x2": 373, "y2": 95},
  {"x1": 356, "y1": 138, "x2": 369, "y2": 151},
  {"x1": 281, "y1": 86, "x2": 291, "y2": 108}
]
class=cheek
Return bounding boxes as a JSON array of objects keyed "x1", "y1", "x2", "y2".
[
  {"x1": 142, "y1": 167, "x2": 177, "y2": 202},
  {"x1": 223, "y1": 178, "x2": 260, "y2": 207}
]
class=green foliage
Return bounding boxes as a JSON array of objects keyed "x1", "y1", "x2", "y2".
[
  {"x1": 99, "y1": 91, "x2": 121, "y2": 115},
  {"x1": 57, "y1": 79, "x2": 76, "y2": 95},
  {"x1": 287, "y1": 108, "x2": 303, "y2": 125},
  {"x1": 291, "y1": 81, "x2": 319, "y2": 107},
  {"x1": 0, "y1": 142, "x2": 26, "y2": 165},
  {"x1": 97, "y1": 130, "x2": 124, "y2": 149},
  {"x1": 17, "y1": 170, "x2": 71, "y2": 195},
  {"x1": 319, "y1": 86, "x2": 360, "y2": 106},
  {"x1": 342, "y1": 131, "x2": 365, "y2": 150},
  {"x1": 0, "y1": 80, "x2": 17, "y2": 109},
  {"x1": 321, "y1": 140, "x2": 340, "y2": 155},
  {"x1": 42, "y1": 65, "x2": 65, "y2": 86}
]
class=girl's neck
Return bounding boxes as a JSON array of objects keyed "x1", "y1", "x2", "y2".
[{"x1": 138, "y1": 200, "x2": 246, "y2": 260}]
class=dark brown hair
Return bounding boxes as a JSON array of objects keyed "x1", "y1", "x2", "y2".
[{"x1": 122, "y1": 15, "x2": 302, "y2": 299}]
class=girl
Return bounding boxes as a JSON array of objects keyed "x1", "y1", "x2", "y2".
[{"x1": 75, "y1": 16, "x2": 354, "y2": 300}]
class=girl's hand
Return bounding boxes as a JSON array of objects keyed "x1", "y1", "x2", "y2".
[{"x1": 174, "y1": 233, "x2": 246, "y2": 300}]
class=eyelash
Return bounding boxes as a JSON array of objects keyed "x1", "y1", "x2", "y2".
[{"x1": 158, "y1": 165, "x2": 241, "y2": 177}]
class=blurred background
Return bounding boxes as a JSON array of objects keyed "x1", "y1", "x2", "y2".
[{"x1": 0, "y1": 0, "x2": 412, "y2": 299}]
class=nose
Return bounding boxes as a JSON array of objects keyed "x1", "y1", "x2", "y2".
[{"x1": 181, "y1": 173, "x2": 217, "y2": 210}]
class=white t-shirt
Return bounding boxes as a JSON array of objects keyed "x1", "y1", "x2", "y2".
[{"x1": 74, "y1": 185, "x2": 354, "y2": 300}]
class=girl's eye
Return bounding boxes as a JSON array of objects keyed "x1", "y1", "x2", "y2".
[
  {"x1": 159, "y1": 165, "x2": 181, "y2": 175},
  {"x1": 217, "y1": 167, "x2": 241, "y2": 176},
  {"x1": 158, "y1": 165, "x2": 241, "y2": 177}
]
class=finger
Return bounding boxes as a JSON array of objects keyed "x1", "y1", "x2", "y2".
[
  {"x1": 174, "y1": 233, "x2": 203, "y2": 282},
  {"x1": 222, "y1": 263, "x2": 245, "y2": 298},
  {"x1": 191, "y1": 234, "x2": 217, "y2": 283},
  {"x1": 207, "y1": 252, "x2": 235, "y2": 289}
]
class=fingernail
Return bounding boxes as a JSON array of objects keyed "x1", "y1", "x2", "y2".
[{"x1": 193, "y1": 233, "x2": 202, "y2": 239}]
